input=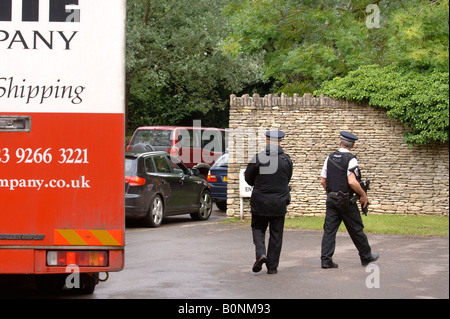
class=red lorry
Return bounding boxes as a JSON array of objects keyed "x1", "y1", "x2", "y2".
[{"x1": 0, "y1": 0, "x2": 126, "y2": 294}]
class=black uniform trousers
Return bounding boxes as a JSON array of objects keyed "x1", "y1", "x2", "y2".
[
  {"x1": 251, "y1": 214, "x2": 285, "y2": 271},
  {"x1": 321, "y1": 197, "x2": 372, "y2": 263}
]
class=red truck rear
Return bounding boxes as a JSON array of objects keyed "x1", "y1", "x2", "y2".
[{"x1": 0, "y1": 0, "x2": 126, "y2": 294}]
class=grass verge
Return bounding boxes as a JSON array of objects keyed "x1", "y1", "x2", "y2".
[{"x1": 222, "y1": 214, "x2": 449, "y2": 237}]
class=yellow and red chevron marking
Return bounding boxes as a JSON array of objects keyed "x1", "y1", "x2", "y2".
[{"x1": 54, "y1": 229, "x2": 123, "y2": 246}]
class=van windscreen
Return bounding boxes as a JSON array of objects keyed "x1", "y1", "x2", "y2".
[{"x1": 131, "y1": 130, "x2": 172, "y2": 146}]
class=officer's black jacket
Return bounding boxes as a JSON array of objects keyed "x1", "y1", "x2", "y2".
[{"x1": 244, "y1": 145, "x2": 293, "y2": 216}]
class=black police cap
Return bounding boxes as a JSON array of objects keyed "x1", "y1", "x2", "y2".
[
  {"x1": 340, "y1": 131, "x2": 358, "y2": 143},
  {"x1": 265, "y1": 130, "x2": 285, "y2": 140}
]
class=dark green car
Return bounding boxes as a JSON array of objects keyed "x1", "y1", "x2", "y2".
[{"x1": 125, "y1": 151, "x2": 212, "y2": 227}]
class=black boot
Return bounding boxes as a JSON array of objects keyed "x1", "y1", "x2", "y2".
[
  {"x1": 321, "y1": 260, "x2": 338, "y2": 269},
  {"x1": 361, "y1": 253, "x2": 379, "y2": 266}
]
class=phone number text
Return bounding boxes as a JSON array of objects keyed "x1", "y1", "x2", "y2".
[{"x1": 0, "y1": 148, "x2": 88, "y2": 164}]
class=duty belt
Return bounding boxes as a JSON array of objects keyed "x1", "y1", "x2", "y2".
[
  {"x1": 328, "y1": 191, "x2": 353, "y2": 208},
  {"x1": 328, "y1": 191, "x2": 350, "y2": 200}
]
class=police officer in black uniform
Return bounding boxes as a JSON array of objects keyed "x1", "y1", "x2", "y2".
[
  {"x1": 245, "y1": 130, "x2": 293, "y2": 274},
  {"x1": 320, "y1": 131, "x2": 379, "y2": 268}
]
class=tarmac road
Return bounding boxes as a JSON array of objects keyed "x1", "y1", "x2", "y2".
[
  {"x1": 93, "y1": 208, "x2": 448, "y2": 300},
  {"x1": 1, "y1": 207, "x2": 448, "y2": 300}
]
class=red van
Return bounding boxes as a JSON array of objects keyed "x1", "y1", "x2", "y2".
[{"x1": 127, "y1": 125, "x2": 227, "y2": 178}]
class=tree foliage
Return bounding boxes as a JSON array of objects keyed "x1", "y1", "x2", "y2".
[
  {"x1": 315, "y1": 0, "x2": 449, "y2": 145},
  {"x1": 126, "y1": 0, "x2": 262, "y2": 132},
  {"x1": 222, "y1": 0, "x2": 394, "y2": 93},
  {"x1": 317, "y1": 65, "x2": 449, "y2": 145},
  {"x1": 222, "y1": 0, "x2": 449, "y2": 144},
  {"x1": 125, "y1": 0, "x2": 448, "y2": 144}
]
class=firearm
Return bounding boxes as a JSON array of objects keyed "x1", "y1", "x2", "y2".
[
  {"x1": 359, "y1": 179, "x2": 370, "y2": 216},
  {"x1": 350, "y1": 168, "x2": 370, "y2": 216}
]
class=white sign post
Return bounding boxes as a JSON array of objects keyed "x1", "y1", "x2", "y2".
[{"x1": 239, "y1": 169, "x2": 253, "y2": 219}]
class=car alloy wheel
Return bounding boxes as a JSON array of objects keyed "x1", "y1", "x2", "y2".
[
  {"x1": 191, "y1": 190, "x2": 212, "y2": 221},
  {"x1": 199, "y1": 191, "x2": 213, "y2": 219},
  {"x1": 145, "y1": 195, "x2": 164, "y2": 227}
]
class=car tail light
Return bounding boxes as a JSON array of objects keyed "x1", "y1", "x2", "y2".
[
  {"x1": 207, "y1": 174, "x2": 217, "y2": 182},
  {"x1": 125, "y1": 145, "x2": 132, "y2": 150},
  {"x1": 47, "y1": 251, "x2": 108, "y2": 267},
  {"x1": 125, "y1": 176, "x2": 146, "y2": 186}
]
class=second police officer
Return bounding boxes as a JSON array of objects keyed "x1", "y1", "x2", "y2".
[
  {"x1": 245, "y1": 130, "x2": 293, "y2": 274},
  {"x1": 320, "y1": 131, "x2": 379, "y2": 269}
]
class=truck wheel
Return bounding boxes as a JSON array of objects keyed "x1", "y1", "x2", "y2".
[
  {"x1": 35, "y1": 274, "x2": 65, "y2": 293},
  {"x1": 79, "y1": 273, "x2": 99, "y2": 295}
]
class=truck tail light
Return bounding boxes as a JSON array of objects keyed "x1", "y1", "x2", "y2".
[
  {"x1": 207, "y1": 174, "x2": 217, "y2": 182},
  {"x1": 47, "y1": 251, "x2": 108, "y2": 267},
  {"x1": 125, "y1": 176, "x2": 146, "y2": 186}
]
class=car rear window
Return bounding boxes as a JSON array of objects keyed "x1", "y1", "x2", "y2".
[
  {"x1": 212, "y1": 154, "x2": 228, "y2": 167},
  {"x1": 131, "y1": 130, "x2": 172, "y2": 146},
  {"x1": 125, "y1": 157, "x2": 137, "y2": 175}
]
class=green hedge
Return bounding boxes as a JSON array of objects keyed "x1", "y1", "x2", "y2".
[{"x1": 315, "y1": 65, "x2": 449, "y2": 146}]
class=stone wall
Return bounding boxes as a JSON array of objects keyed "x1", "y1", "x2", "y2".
[{"x1": 226, "y1": 93, "x2": 449, "y2": 218}]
